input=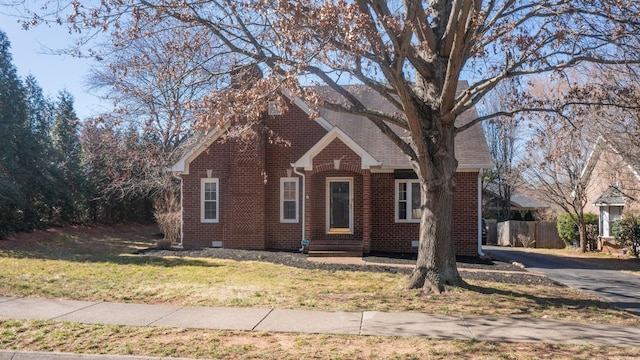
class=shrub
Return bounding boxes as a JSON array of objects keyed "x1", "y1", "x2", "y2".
[
  {"x1": 523, "y1": 210, "x2": 535, "y2": 221},
  {"x1": 556, "y1": 212, "x2": 598, "y2": 249},
  {"x1": 557, "y1": 213, "x2": 577, "y2": 247},
  {"x1": 612, "y1": 216, "x2": 640, "y2": 257},
  {"x1": 517, "y1": 234, "x2": 536, "y2": 248},
  {"x1": 155, "y1": 211, "x2": 181, "y2": 243}
]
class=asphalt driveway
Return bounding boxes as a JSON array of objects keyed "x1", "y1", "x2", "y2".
[{"x1": 484, "y1": 246, "x2": 640, "y2": 315}]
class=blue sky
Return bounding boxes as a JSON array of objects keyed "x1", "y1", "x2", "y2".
[{"x1": 1, "y1": 13, "x2": 105, "y2": 120}]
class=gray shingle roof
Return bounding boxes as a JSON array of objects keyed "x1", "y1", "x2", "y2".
[
  {"x1": 483, "y1": 182, "x2": 549, "y2": 209},
  {"x1": 316, "y1": 82, "x2": 493, "y2": 169},
  {"x1": 593, "y1": 185, "x2": 629, "y2": 206}
]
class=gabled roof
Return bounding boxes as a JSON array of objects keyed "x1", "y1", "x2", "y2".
[
  {"x1": 582, "y1": 136, "x2": 640, "y2": 182},
  {"x1": 593, "y1": 185, "x2": 631, "y2": 207},
  {"x1": 316, "y1": 82, "x2": 493, "y2": 170},
  {"x1": 292, "y1": 127, "x2": 381, "y2": 170},
  {"x1": 169, "y1": 124, "x2": 229, "y2": 174},
  {"x1": 171, "y1": 82, "x2": 493, "y2": 173}
]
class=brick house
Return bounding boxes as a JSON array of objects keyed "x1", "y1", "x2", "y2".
[
  {"x1": 583, "y1": 136, "x2": 640, "y2": 253},
  {"x1": 171, "y1": 84, "x2": 493, "y2": 256}
]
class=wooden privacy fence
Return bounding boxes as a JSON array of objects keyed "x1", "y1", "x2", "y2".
[{"x1": 496, "y1": 221, "x2": 564, "y2": 249}]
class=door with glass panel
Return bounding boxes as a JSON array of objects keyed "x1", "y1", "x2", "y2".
[{"x1": 327, "y1": 178, "x2": 353, "y2": 234}]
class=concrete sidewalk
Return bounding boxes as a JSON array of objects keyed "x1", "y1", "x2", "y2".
[{"x1": 2, "y1": 296, "x2": 640, "y2": 359}]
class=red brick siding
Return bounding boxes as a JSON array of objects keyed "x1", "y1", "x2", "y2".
[
  {"x1": 370, "y1": 172, "x2": 419, "y2": 252},
  {"x1": 181, "y1": 125, "x2": 268, "y2": 250},
  {"x1": 308, "y1": 139, "x2": 364, "y2": 241},
  {"x1": 370, "y1": 171, "x2": 479, "y2": 256},
  {"x1": 180, "y1": 103, "x2": 480, "y2": 256},
  {"x1": 181, "y1": 140, "x2": 231, "y2": 249},
  {"x1": 263, "y1": 104, "x2": 328, "y2": 250},
  {"x1": 453, "y1": 172, "x2": 480, "y2": 256}
]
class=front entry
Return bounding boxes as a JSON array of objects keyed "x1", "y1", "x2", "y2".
[{"x1": 327, "y1": 178, "x2": 353, "y2": 234}]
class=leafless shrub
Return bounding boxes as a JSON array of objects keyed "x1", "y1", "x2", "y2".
[
  {"x1": 518, "y1": 234, "x2": 536, "y2": 248},
  {"x1": 154, "y1": 191, "x2": 180, "y2": 245}
]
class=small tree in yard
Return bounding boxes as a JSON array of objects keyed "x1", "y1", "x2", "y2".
[
  {"x1": 21, "y1": 0, "x2": 640, "y2": 293},
  {"x1": 557, "y1": 212, "x2": 598, "y2": 251},
  {"x1": 612, "y1": 216, "x2": 640, "y2": 257}
]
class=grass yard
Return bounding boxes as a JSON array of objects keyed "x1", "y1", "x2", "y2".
[
  {"x1": 2, "y1": 319, "x2": 640, "y2": 360},
  {"x1": 0, "y1": 225, "x2": 638, "y2": 326},
  {"x1": 1, "y1": 225, "x2": 640, "y2": 359}
]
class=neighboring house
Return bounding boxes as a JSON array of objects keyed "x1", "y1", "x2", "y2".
[
  {"x1": 583, "y1": 137, "x2": 640, "y2": 252},
  {"x1": 171, "y1": 82, "x2": 493, "y2": 257},
  {"x1": 482, "y1": 182, "x2": 549, "y2": 220}
]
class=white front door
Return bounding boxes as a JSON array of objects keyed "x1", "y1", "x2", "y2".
[{"x1": 326, "y1": 178, "x2": 353, "y2": 234}]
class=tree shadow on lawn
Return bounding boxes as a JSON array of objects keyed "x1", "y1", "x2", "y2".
[{"x1": 462, "y1": 281, "x2": 628, "y2": 317}]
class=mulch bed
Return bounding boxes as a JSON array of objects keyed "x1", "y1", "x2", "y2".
[{"x1": 139, "y1": 247, "x2": 561, "y2": 287}]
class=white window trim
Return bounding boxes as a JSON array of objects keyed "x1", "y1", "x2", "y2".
[
  {"x1": 201, "y1": 178, "x2": 219, "y2": 223},
  {"x1": 280, "y1": 177, "x2": 299, "y2": 223},
  {"x1": 326, "y1": 177, "x2": 353, "y2": 234},
  {"x1": 395, "y1": 179, "x2": 421, "y2": 223}
]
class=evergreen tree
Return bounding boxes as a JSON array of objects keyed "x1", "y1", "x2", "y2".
[
  {"x1": 23, "y1": 76, "x2": 59, "y2": 225},
  {"x1": 51, "y1": 90, "x2": 86, "y2": 223},
  {"x1": 24, "y1": 75, "x2": 53, "y2": 138},
  {"x1": 0, "y1": 29, "x2": 29, "y2": 236}
]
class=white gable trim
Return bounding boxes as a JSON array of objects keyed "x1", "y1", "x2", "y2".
[
  {"x1": 582, "y1": 136, "x2": 640, "y2": 182},
  {"x1": 169, "y1": 124, "x2": 229, "y2": 175},
  {"x1": 281, "y1": 89, "x2": 333, "y2": 131},
  {"x1": 293, "y1": 127, "x2": 381, "y2": 171}
]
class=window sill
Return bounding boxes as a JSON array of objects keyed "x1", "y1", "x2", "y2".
[{"x1": 327, "y1": 228, "x2": 352, "y2": 235}]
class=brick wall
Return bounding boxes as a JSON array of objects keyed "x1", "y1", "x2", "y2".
[
  {"x1": 309, "y1": 140, "x2": 364, "y2": 241},
  {"x1": 370, "y1": 171, "x2": 479, "y2": 256},
  {"x1": 264, "y1": 104, "x2": 328, "y2": 250},
  {"x1": 180, "y1": 101, "x2": 480, "y2": 256},
  {"x1": 181, "y1": 140, "x2": 231, "y2": 249},
  {"x1": 454, "y1": 172, "x2": 480, "y2": 256}
]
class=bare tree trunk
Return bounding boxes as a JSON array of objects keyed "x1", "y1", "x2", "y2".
[
  {"x1": 578, "y1": 220, "x2": 587, "y2": 253},
  {"x1": 406, "y1": 119, "x2": 463, "y2": 293},
  {"x1": 407, "y1": 175, "x2": 464, "y2": 292}
]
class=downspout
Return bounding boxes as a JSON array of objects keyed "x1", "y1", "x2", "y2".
[
  {"x1": 477, "y1": 171, "x2": 485, "y2": 257},
  {"x1": 291, "y1": 164, "x2": 305, "y2": 242},
  {"x1": 171, "y1": 173, "x2": 184, "y2": 246}
]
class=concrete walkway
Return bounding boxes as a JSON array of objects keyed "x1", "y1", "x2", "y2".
[{"x1": 2, "y1": 295, "x2": 640, "y2": 360}]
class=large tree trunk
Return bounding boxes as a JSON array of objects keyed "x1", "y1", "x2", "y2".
[{"x1": 406, "y1": 116, "x2": 464, "y2": 293}]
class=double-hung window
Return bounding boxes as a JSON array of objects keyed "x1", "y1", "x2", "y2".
[
  {"x1": 280, "y1": 177, "x2": 299, "y2": 223},
  {"x1": 396, "y1": 180, "x2": 421, "y2": 222},
  {"x1": 201, "y1": 178, "x2": 219, "y2": 223}
]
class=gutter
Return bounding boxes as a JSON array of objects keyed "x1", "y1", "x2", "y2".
[
  {"x1": 478, "y1": 171, "x2": 485, "y2": 257},
  {"x1": 171, "y1": 172, "x2": 184, "y2": 246},
  {"x1": 291, "y1": 164, "x2": 306, "y2": 243}
]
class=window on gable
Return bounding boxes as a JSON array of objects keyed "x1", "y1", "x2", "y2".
[
  {"x1": 268, "y1": 101, "x2": 283, "y2": 115},
  {"x1": 280, "y1": 177, "x2": 299, "y2": 223},
  {"x1": 201, "y1": 178, "x2": 219, "y2": 223},
  {"x1": 396, "y1": 180, "x2": 421, "y2": 222}
]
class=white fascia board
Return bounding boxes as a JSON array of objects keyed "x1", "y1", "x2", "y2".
[
  {"x1": 281, "y1": 89, "x2": 333, "y2": 131},
  {"x1": 457, "y1": 164, "x2": 493, "y2": 172},
  {"x1": 293, "y1": 127, "x2": 381, "y2": 170}
]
